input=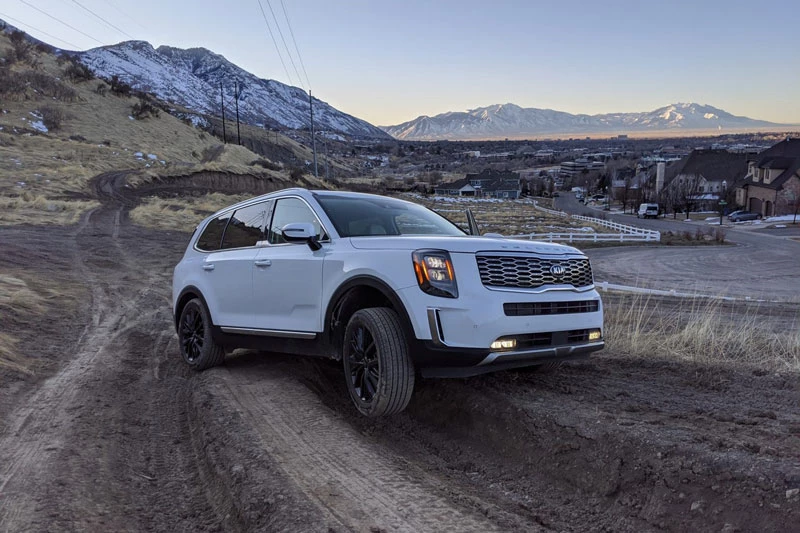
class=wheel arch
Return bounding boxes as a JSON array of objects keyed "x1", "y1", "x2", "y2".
[
  {"x1": 324, "y1": 276, "x2": 415, "y2": 361},
  {"x1": 174, "y1": 286, "x2": 214, "y2": 331}
]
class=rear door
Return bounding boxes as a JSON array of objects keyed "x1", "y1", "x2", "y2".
[
  {"x1": 205, "y1": 201, "x2": 270, "y2": 328},
  {"x1": 252, "y1": 196, "x2": 327, "y2": 333}
]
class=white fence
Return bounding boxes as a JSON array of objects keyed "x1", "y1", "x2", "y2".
[{"x1": 517, "y1": 201, "x2": 661, "y2": 243}]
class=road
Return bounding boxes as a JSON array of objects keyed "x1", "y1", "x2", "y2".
[{"x1": 555, "y1": 195, "x2": 800, "y2": 301}]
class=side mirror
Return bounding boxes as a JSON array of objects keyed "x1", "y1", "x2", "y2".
[{"x1": 281, "y1": 222, "x2": 322, "y2": 251}]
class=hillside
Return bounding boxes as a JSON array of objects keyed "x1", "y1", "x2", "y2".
[
  {"x1": 78, "y1": 41, "x2": 390, "y2": 140},
  {"x1": 0, "y1": 27, "x2": 332, "y2": 225},
  {"x1": 383, "y1": 102, "x2": 783, "y2": 140}
]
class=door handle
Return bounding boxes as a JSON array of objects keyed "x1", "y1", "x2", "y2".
[
  {"x1": 202, "y1": 264, "x2": 215, "y2": 271},
  {"x1": 254, "y1": 259, "x2": 272, "y2": 267}
]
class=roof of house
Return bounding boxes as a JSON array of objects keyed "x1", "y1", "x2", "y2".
[
  {"x1": 664, "y1": 149, "x2": 748, "y2": 185},
  {"x1": 436, "y1": 168, "x2": 521, "y2": 193},
  {"x1": 740, "y1": 138, "x2": 800, "y2": 191}
]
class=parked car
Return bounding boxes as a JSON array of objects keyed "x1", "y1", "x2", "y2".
[
  {"x1": 637, "y1": 203, "x2": 659, "y2": 219},
  {"x1": 172, "y1": 189, "x2": 605, "y2": 417},
  {"x1": 728, "y1": 210, "x2": 762, "y2": 222}
]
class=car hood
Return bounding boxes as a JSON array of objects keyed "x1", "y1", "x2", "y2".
[{"x1": 348, "y1": 235, "x2": 584, "y2": 256}]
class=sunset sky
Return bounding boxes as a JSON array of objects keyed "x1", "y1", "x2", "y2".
[{"x1": 3, "y1": 0, "x2": 798, "y2": 126}]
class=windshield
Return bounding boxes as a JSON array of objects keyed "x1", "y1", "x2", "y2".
[{"x1": 315, "y1": 194, "x2": 466, "y2": 237}]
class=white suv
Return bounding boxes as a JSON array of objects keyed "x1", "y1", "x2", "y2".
[{"x1": 173, "y1": 189, "x2": 604, "y2": 417}]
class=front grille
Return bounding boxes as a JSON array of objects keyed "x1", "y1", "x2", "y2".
[
  {"x1": 476, "y1": 255, "x2": 593, "y2": 289},
  {"x1": 514, "y1": 332, "x2": 553, "y2": 349},
  {"x1": 504, "y1": 300, "x2": 599, "y2": 316}
]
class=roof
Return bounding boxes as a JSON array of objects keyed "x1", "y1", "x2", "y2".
[
  {"x1": 436, "y1": 168, "x2": 521, "y2": 193},
  {"x1": 740, "y1": 138, "x2": 800, "y2": 191},
  {"x1": 665, "y1": 149, "x2": 748, "y2": 185}
]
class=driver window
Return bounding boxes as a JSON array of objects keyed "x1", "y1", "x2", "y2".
[{"x1": 268, "y1": 197, "x2": 324, "y2": 244}]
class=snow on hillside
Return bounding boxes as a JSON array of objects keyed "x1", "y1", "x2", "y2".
[
  {"x1": 79, "y1": 41, "x2": 389, "y2": 139},
  {"x1": 383, "y1": 102, "x2": 780, "y2": 141}
]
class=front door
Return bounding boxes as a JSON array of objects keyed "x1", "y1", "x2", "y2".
[{"x1": 252, "y1": 196, "x2": 326, "y2": 333}]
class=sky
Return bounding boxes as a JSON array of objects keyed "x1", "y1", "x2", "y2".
[{"x1": 2, "y1": 0, "x2": 799, "y2": 126}]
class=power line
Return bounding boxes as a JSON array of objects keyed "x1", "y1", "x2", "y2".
[
  {"x1": 279, "y1": 0, "x2": 311, "y2": 90},
  {"x1": 256, "y1": 0, "x2": 293, "y2": 86},
  {"x1": 0, "y1": 11, "x2": 81, "y2": 49},
  {"x1": 105, "y1": 0, "x2": 148, "y2": 32},
  {"x1": 18, "y1": 0, "x2": 104, "y2": 45},
  {"x1": 70, "y1": 0, "x2": 135, "y2": 40},
  {"x1": 264, "y1": 0, "x2": 303, "y2": 90}
]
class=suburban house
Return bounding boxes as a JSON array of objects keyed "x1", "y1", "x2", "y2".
[
  {"x1": 662, "y1": 149, "x2": 749, "y2": 212},
  {"x1": 434, "y1": 169, "x2": 522, "y2": 199},
  {"x1": 735, "y1": 138, "x2": 800, "y2": 217}
]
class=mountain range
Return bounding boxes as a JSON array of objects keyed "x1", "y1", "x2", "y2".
[
  {"x1": 77, "y1": 40, "x2": 390, "y2": 139},
  {"x1": 381, "y1": 103, "x2": 782, "y2": 141}
]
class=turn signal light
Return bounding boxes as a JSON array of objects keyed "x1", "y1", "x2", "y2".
[{"x1": 412, "y1": 250, "x2": 458, "y2": 298}]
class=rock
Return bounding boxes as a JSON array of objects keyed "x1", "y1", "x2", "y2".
[
  {"x1": 787, "y1": 488, "x2": 800, "y2": 500},
  {"x1": 691, "y1": 501, "x2": 703, "y2": 512}
]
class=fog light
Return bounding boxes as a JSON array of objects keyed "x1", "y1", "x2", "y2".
[
  {"x1": 491, "y1": 338, "x2": 517, "y2": 350},
  {"x1": 589, "y1": 329, "x2": 602, "y2": 341}
]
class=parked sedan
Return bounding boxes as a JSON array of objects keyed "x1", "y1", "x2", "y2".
[{"x1": 728, "y1": 210, "x2": 762, "y2": 222}]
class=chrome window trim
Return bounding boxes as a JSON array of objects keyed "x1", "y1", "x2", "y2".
[{"x1": 191, "y1": 194, "x2": 331, "y2": 254}]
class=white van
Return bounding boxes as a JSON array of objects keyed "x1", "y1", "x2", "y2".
[{"x1": 637, "y1": 203, "x2": 659, "y2": 219}]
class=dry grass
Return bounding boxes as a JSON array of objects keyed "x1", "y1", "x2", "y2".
[
  {"x1": 402, "y1": 193, "x2": 610, "y2": 236},
  {"x1": 129, "y1": 193, "x2": 252, "y2": 231},
  {"x1": 0, "y1": 274, "x2": 47, "y2": 374},
  {"x1": 0, "y1": 194, "x2": 99, "y2": 225},
  {"x1": 604, "y1": 293, "x2": 800, "y2": 372},
  {"x1": 0, "y1": 271, "x2": 82, "y2": 375}
]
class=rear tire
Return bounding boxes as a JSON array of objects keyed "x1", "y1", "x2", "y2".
[
  {"x1": 342, "y1": 308, "x2": 415, "y2": 417},
  {"x1": 178, "y1": 298, "x2": 225, "y2": 370}
]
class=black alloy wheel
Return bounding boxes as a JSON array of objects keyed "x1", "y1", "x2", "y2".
[
  {"x1": 347, "y1": 325, "x2": 380, "y2": 403},
  {"x1": 177, "y1": 298, "x2": 225, "y2": 370}
]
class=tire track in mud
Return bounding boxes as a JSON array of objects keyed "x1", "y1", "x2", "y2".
[
  {"x1": 215, "y1": 362, "x2": 509, "y2": 532},
  {"x1": 0, "y1": 205, "x2": 224, "y2": 531}
]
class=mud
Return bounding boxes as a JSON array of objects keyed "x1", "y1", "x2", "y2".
[{"x1": 1, "y1": 175, "x2": 798, "y2": 531}]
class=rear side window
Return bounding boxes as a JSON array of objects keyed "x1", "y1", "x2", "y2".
[
  {"x1": 221, "y1": 202, "x2": 269, "y2": 249},
  {"x1": 196, "y1": 214, "x2": 230, "y2": 251}
]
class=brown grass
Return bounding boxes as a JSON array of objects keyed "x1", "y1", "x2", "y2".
[
  {"x1": 604, "y1": 293, "x2": 800, "y2": 372},
  {"x1": 129, "y1": 193, "x2": 252, "y2": 231},
  {"x1": 0, "y1": 194, "x2": 99, "y2": 225},
  {"x1": 402, "y1": 193, "x2": 610, "y2": 236},
  {"x1": 0, "y1": 274, "x2": 46, "y2": 374}
]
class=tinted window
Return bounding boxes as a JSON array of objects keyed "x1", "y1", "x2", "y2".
[
  {"x1": 221, "y1": 202, "x2": 268, "y2": 249},
  {"x1": 268, "y1": 197, "x2": 323, "y2": 244},
  {"x1": 196, "y1": 214, "x2": 230, "y2": 251},
  {"x1": 316, "y1": 195, "x2": 465, "y2": 237}
]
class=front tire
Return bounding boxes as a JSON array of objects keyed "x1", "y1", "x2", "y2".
[
  {"x1": 342, "y1": 308, "x2": 415, "y2": 417},
  {"x1": 178, "y1": 298, "x2": 225, "y2": 370}
]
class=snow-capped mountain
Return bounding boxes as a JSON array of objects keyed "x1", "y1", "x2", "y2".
[
  {"x1": 79, "y1": 41, "x2": 390, "y2": 139},
  {"x1": 383, "y1": 103, "x2": 780, "y2": 140}
]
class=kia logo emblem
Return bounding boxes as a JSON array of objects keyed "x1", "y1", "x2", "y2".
[{"x1": 550, "y1": 265, "x2": 566, "y2": 277}]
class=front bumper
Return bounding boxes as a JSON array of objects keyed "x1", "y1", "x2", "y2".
[{"x1": 414, "y1": 306, "x2": 604, "y2": 377}]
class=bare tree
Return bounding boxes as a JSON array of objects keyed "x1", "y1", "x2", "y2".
[{"x1": 666, "y1": 174, "x2": 702, "y2": 219}]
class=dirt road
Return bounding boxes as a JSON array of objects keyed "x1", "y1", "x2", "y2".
[{"x1": 1, "y1": 184, "x2": 799, "y2": 532}]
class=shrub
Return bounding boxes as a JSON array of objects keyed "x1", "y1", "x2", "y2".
[
  {"x1": 39, "y1": 105, "x2": 64, "y2": 130},
  {"x1": 109, "y1": 75, "x2": 131, "y2": 96},
  {"x1": 131, "y1": 97, "x2": 160, "y2": 119},
  {"x1": 9, "y1": 31, "x2": 32, "y2": 64},
  {"x1": 250, "y1": 159, "x2": 281, "y2": 171},
  {"x1": 289, "y1": 167, "x2": 305, "y2": 180},
  {"x1": 95, "y1": 82, "x2": 107, "y2": 96},
  {"x1": 64, "y1": 61, "x2": 94, "y2": 82}
]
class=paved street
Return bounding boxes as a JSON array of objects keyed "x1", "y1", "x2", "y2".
[{"x1": 554, "y1": 195, "x2": 800, "y2": 302}]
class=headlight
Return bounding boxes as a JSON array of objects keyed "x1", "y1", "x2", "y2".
[{"x1": 412, "y1": 249, "x2": 458, "y2": 298}]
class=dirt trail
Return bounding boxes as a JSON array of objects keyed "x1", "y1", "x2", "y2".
[{"x1": 1, "y1": 173, "x2": 799, "y2": 531}]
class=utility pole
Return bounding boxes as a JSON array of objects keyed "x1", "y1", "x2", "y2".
[
  {"x1": 220, "y1": 82, "x2": 227, "y2": 144},
  {"x1": 234, "y1": 81, "x2": 241, "y2": 146},
  {"x1": 309, "y1": 90, "x2": 318, "y2": 178},
  {"x1": 322, "y1": 132, "x2": 329, "y2": 181}
]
